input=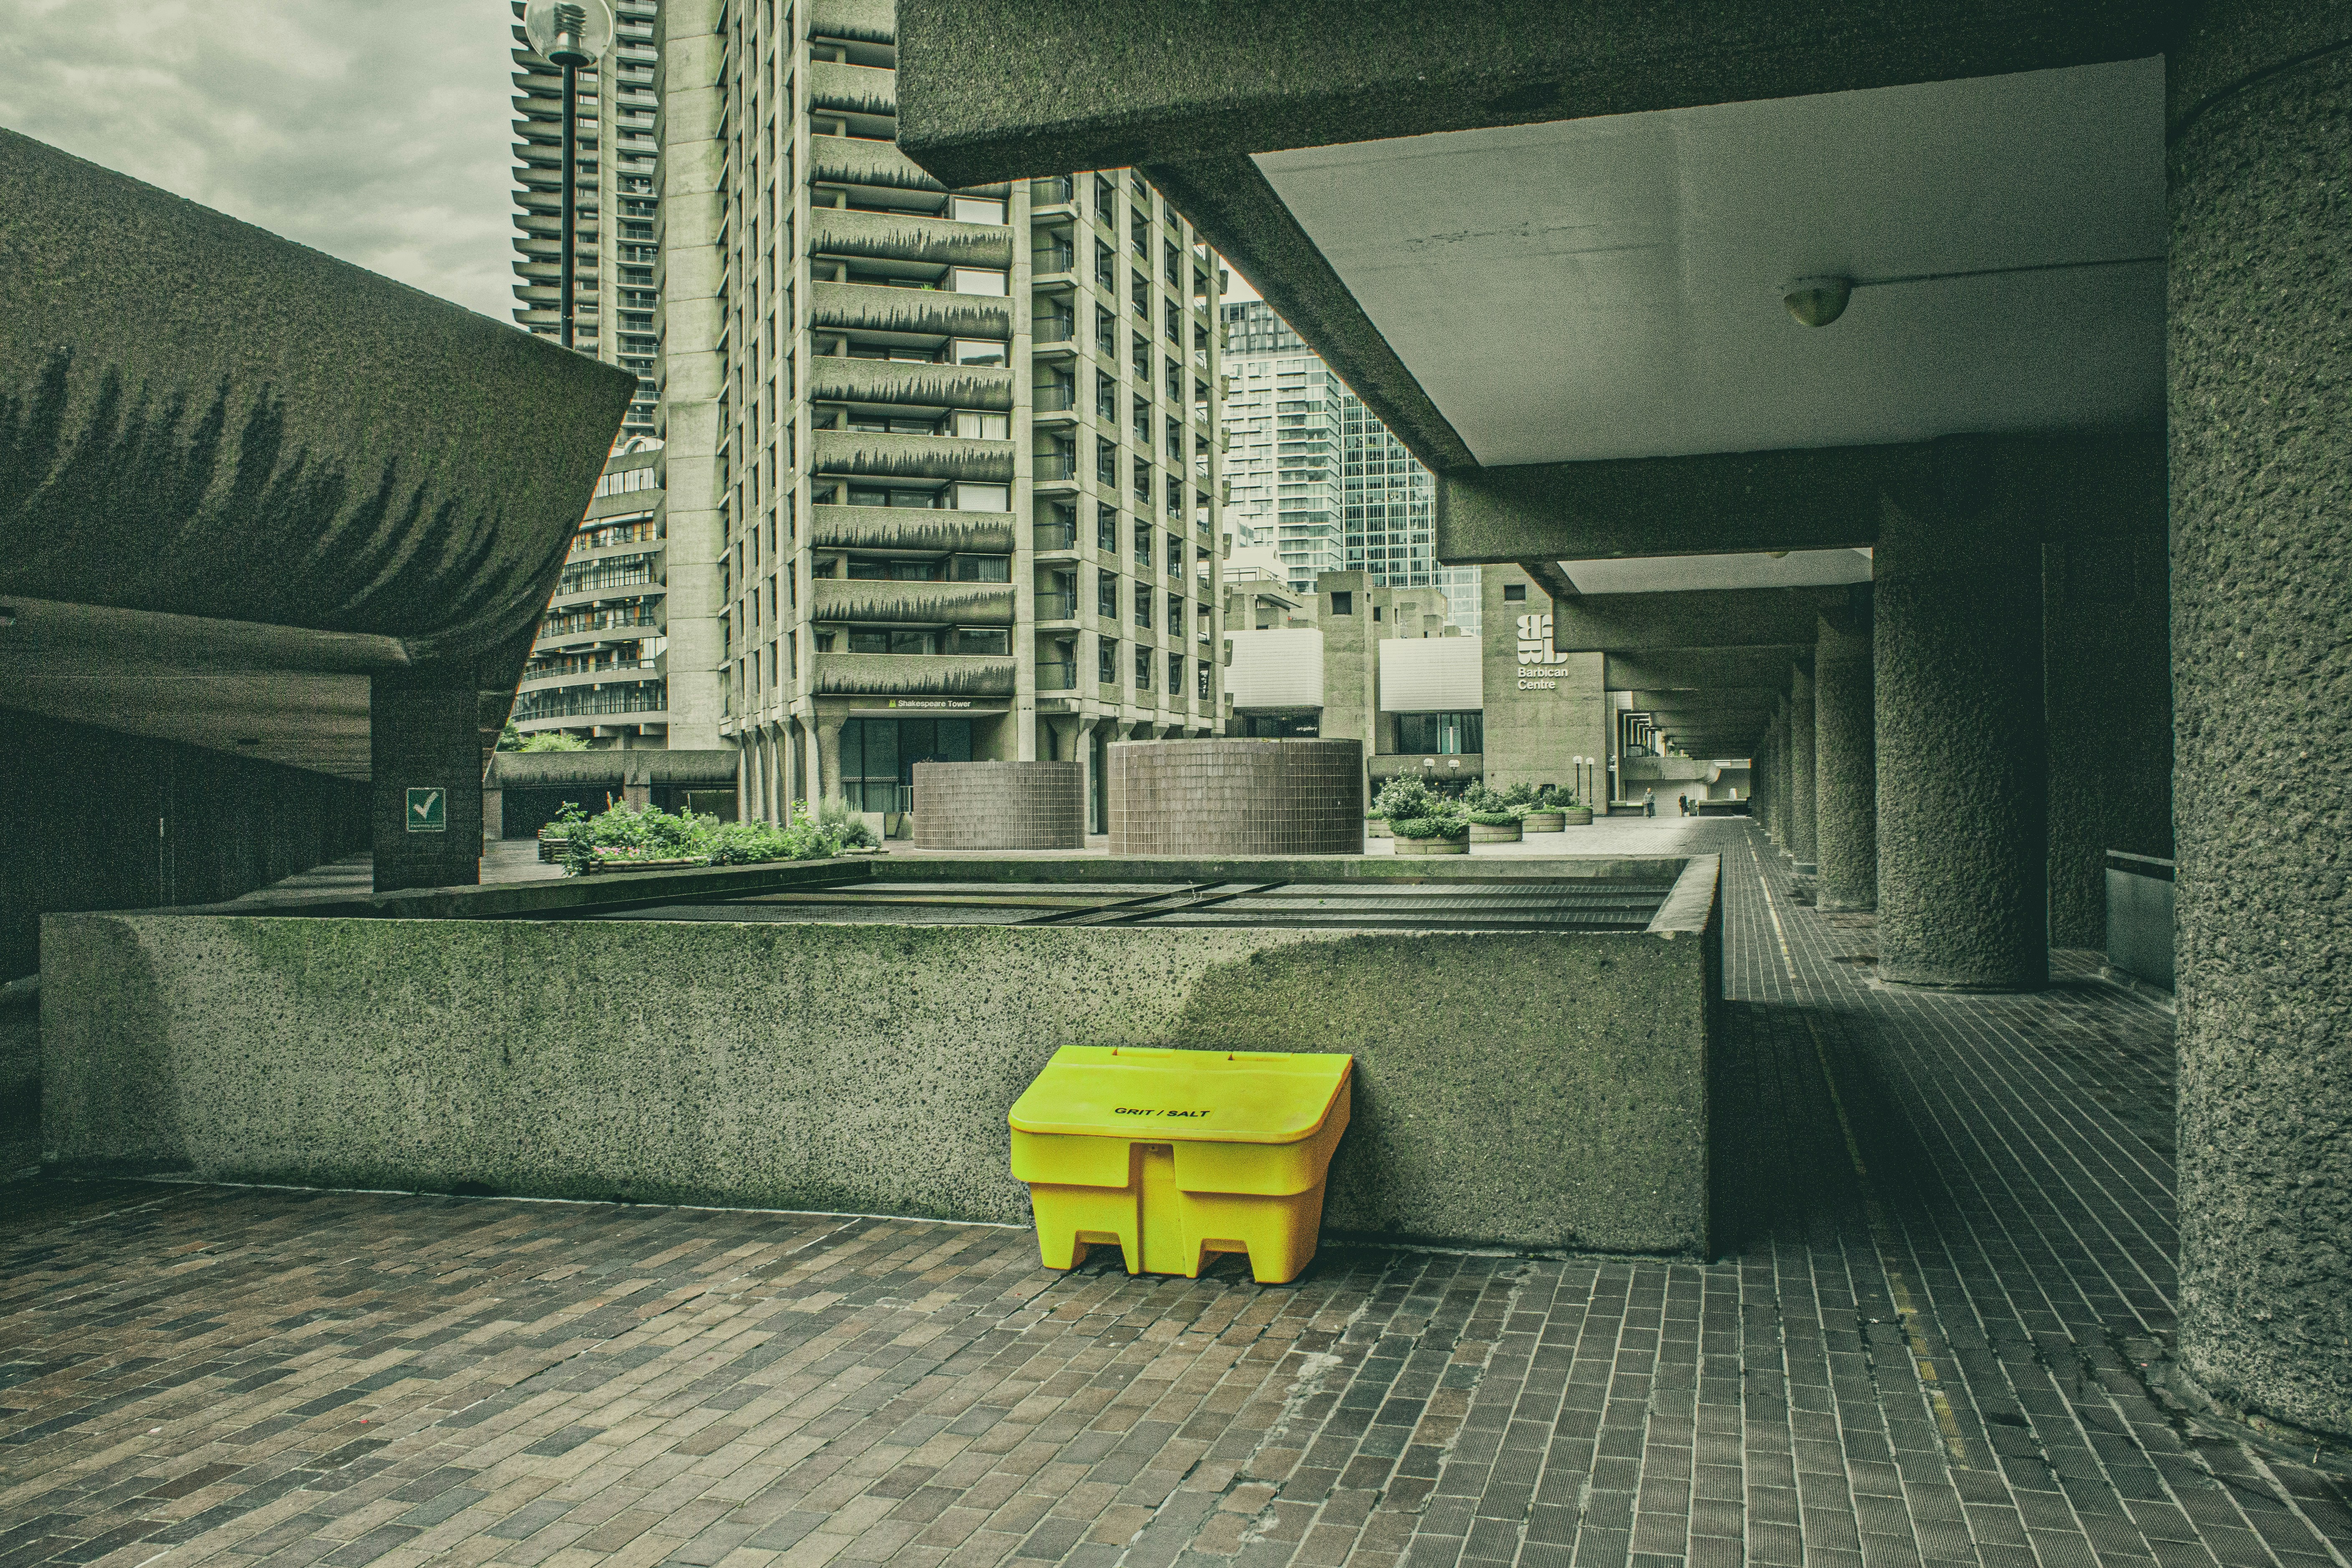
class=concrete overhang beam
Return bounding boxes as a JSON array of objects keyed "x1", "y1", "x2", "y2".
[
  {"x1": 1606, "y1": 647, "x2": 1811, "y2": 693},
  {"x1": 1553, "y1": 588, "x2": 1849, "y2": 654}
]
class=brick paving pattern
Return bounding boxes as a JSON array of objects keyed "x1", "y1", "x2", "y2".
[{"x1": 4, "y1": 819, "x2": 2347, "y2": 1568}]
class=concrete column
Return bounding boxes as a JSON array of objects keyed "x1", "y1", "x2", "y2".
[
  {"x1": 2170, "y1": 7, "x2": 2352, "y2": 1441},
  {"x1": 370, "y1": 666, "x2": 482, "y2": 893},
  {"x1": 1788, "y1": 664, "x2": 1816, "y2": 873},
  {"x1": 1768, "y1": 698, "x2": 1790, "y2": 846},
  {"x1": 815, "y1": 718, "x2": 845, "y2": 805},
  {"x1": 1814, "y1": 607, "x2": 1877, "y2": 912},
  {"x1": 1875, "y1": 481, "x2": 2046, "y2": 990}
]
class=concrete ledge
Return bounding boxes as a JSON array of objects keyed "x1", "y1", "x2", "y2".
[{"x1": 40, "y1": 855, "x2": 1721, "y2": 1254}]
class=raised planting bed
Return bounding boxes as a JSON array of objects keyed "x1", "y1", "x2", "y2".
[
  {"x1": 1562, "y1": 808, "x2": 1595, "y2": 826},
  {"x1": 1469, "y1": 818, "x2": 1522, "y2": 844},
  {"x1": 1523, "y1": 811, "x2": 1566, "y2": 832},
  {"x1": 1366, "y1": 817, "x2": 1392, "y2": 840}
]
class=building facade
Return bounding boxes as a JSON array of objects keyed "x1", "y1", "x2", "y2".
[
  {"x1": 658, "y1": 0, "x2": 1227, "y2": 829},
  {"x1": 510, "y1": 0, "x2": 727, "y2": 749},
  {"x1": 1219, "y1": 300, "x2": 1474, "y2": 630}
]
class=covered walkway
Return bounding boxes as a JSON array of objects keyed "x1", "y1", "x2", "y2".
[{"x1": 3, "y1": 825, "x2": 2341, "y2": 1567}]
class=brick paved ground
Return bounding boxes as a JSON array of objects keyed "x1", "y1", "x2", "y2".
[{"x1": 5, "y1": 820, "x2": 2347, "y2": 1568}]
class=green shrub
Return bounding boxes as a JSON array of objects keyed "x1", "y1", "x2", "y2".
[
  {"x1": 558, "y1": 799, "x2": 848, "y2": 875},
  {"x1": 1373, "y1": 776, "x2": 1437, "y2": 822},
  {"x1": 817, "y1": 795, "x2": 880, "y2": 849},
  {"x1": 1465, "y1": 810, "x2": 1518, "y2": 826},
  {"x1": 1500, "y1": 781, "x2": 1537, "y2": 808},
  {"x1": 1391, "y1": 815, "x2": 1469, "y2": 840},
  {"x1": 519, "y1": 732, "x2": 589, "y2": 752}
]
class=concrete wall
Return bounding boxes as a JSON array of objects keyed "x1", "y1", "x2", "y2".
[
  {"x1": 912, "y1": 761, "x2": 1085, "y2": 849},
  {"x1": 39, "y1": 855, "x2": 1720, "y2": 1253},
  {"x1": 1108, "y1": 738, "x2": 1364, "y2": 855},
  {"x1": 1482, "y1": 566, "x2": 1611, "y2": 796},
  {"x1": 1, "y1": 709, "x2": 369, "y2": 982},
  {"x1": 2, "y1": 977, "x2": 34, "y2": 1178}
]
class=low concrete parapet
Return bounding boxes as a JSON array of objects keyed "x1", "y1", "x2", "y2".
[
  {"x1": 913, "y1": 761, "x2": 1084, "y2": 850},
  {"x1": 2105, "y1": 851, "x2": 2174, "y2": 991},
  {"x1": 40, "y1": 853, "x2": 1723, "y2": 1255},
  {"x1": 1108, "y1": 738, "x2": 1363, "y2": 855}
]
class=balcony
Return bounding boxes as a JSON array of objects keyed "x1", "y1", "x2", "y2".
[
  {"x1": 811, "y1": 504, "x2": 1016, "y2": 555},
  {"x1": 1035, "y1": 382, "x2": 1077, "y2": 412},
  {"x1": 1034, "y1": 451, "x2": 1078, "y2": 483},
  {"x1": 1031, "y1": 175, "x2": 1075, "y2": 209},
  {"x1": 809, "y1": 137, "x2": 945, "y2": 194},
  {"x1": 808, "y1": 278, "x2": 1011, "y2": 341},
  {"x1": 1037, "y1": 661, "x2": 1079, "y2": 691},
  {"x1": 1034, "y1": 521, "x2": 1078, "y2": 553},
  {"x1": 809, "y1": 59, "x2": 895, "y2": 116},
  {"x1": 806, "y1": 355, "x2": 1014, "y2": 411},
  {"x1": 811, "y1": 207, "x2": 1014, "y2": 270},
  {"x1": 1035, "y1": 314, "x2": 1076, "y2": 344},
  {"x1": 812, "y1": 428, "x2": 1014, "y2": 484},
  {"x1": 812, "y1": 578, "x2": 1015, "y2": 627},
  {"x1": 1036, "y1": 244, "x2": 1074, "y2": 274},
  {"x1": 1035, "y1": 592, "x2": 1078, "y2": 621},
  {"x1": 812, "y1": 651, "x2": 1016, "y2": 698}
]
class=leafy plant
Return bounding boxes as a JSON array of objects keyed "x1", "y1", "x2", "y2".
[
  {"x1": 1465, "y1": 810, "x2": 1519, "y2": 827},
  {"x1": 1500, "y1": 781, "x2": 1537, "y2": 808},
  {"x1": 520, "y1": 731, "x2": 589, "y2": 753},
  {"x1": 817, "y1": 795, "x2": 880, "y2": 850},
  {"x1": 556, "y1": 799, "x2": 850, "y2": 875},
  {"x1": 496, "y1": 721, "x2": 523, "y2": 752},
  {"x1": 1373, "y1": 776, "x2": 1437, "y2": 822},
  {"x1": 1390, "y1": 814, "x2": 1470, "y2": 840}
]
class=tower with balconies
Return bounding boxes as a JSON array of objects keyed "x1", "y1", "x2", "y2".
[{"x1": 659, "y1": 0, "x2": 1228, "y2": 832}]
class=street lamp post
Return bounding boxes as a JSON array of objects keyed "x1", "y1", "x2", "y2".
[{"x1": 524, "y1": 0, "x2": 615, "y2": 351}]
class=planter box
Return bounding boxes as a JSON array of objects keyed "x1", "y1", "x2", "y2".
[
  {"x1": 1562, "y1": 808, "x2": 1595, "y2": 826},
  {"x1": 1523, "y1": 812, "x2": 1566, "y2": 832},
  {"x1": 1366, "y1": 818, "x2": 1392, "y2": 840},
  {"x1": 584, "y1": 856, "x2": 704, "y2": 875},
  {"x1": 1393, "y1": 837, "x2": 1469, "y2": 855},
  {"x1": 537, "y1": 834, "x2": 571, "y2": 863},
  {"x1": 1469, "y1": 821, "x2": 1522, "y2": 844}
]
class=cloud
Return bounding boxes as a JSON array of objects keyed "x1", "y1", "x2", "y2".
[{"x1": 0, "y1": 0, "x2": 519, "y2": 322}]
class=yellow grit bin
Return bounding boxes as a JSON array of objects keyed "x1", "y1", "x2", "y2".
[{"x1": 1009, "y1": 1046, "x2": 1353, "y2": 1285}]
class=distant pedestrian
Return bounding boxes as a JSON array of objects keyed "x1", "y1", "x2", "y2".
[{"x1": 1643, "y1": 788, "x2": 1655, "y2": 818}]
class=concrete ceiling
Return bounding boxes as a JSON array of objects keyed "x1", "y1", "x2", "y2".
[
  {"x1": 0, "y1": 597, "x2": 407, "y2": 780},
  {"x1": 1564, "y1": 550, "x2": 1872, "y2": 595},
  {"x1": 1253, "y1": 57, "x2": 2165, "y2": 467}
]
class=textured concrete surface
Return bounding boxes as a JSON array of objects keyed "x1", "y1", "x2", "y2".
[
  {"x1": 912, "y1": 761, "x2": 1085, "y2": 850},
  {"x1": 1874, "y1": 493, "x2": 2048, "y2": 990},
  {"x1": 2168, "y1": 11, "x2": 2352, "y2": 1442},
  {"x1": 1107, "y1": 741, "x2": 1365, "y2": 857},
  {"x1": 5, "y1": 818, "x2": 2344, "y2": 1568},
  {"x1": 1813, "y1": 607, "x2": 1879, "y2": 913},
  {"x1": 1483, "y1": 567, "x2": 1611, "y2": 797},
  {"x1": 1787, "y1": 667, "x2": 1816, "y2": 869},
  {"x1": 40, "y1": 863, "x2": 1720, "y2": 1254},
  {"x1": 370, "y1": 668, "x2": 491, "y2": 894},
  {"x1": 1, "y1": 975, "x2": 34, "y2": 1176}
]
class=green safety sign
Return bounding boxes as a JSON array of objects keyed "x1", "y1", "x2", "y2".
[{"x1": 406, "y1": 787, "x2": 446, "y2": 832}]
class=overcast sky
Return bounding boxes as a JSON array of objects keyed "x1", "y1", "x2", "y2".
[{"x1": 0, "y1": 0, "x2": 520, "y2": 322}]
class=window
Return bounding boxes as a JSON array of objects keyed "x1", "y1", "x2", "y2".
[
  {"x1": 1197, "y1": 659, "x2": 1212, "y2": 701},
  {"x1": 1094, "y1": 173, "x2": 1115, "y2": 218},
  {"x1": 1503, "y1": 583, "x2": 1528, "y2": 602},
  {"x1": 1094, "y1": 239, "x2": 1116, "y2": 288},
  {"x1": 1373, "y1": 605, "x2": 1383, "y2": 621},
  {"x1": 953, "y1": 412, "x2": 1009, "y2": 439},
  {"x1": 1168, "y1": 592, "x2": 1183, "y2": 629},
  {"x1": 1098, "y1": 636, "x2": 1117, "y2": 683},
  {"x1": 952, "y1": 627, "x2": 1009, "y2": 655},
  {"x1": 950, "y1": 267, "x2": 1007, "y2": 296},
  {"x1": 840, "y1": 717, "x2": 974, "y2": 811},
  {"x1": 1164, "y1": 239, "x2": 1180, "y2": 288},
  {"x1": 1168, "y1": 651, "x2": 1185, "y2": 695},
  {"x1": 1134, "y1": 522, "x2": 1151, "y2": 567},
  {"x1": 1166, "y1": 417, "x2": 1182, "y2": 462},
  {"x1": 1166, "y1": 534, "x2": 1183, "y2": 576},
  {"x1": 949, "y1": 337, "x2": 1005, "y2": 366},
  {"x1": 1097, "y1": 569, "x2": 1118, "y2": 618},
  {"x1": 1135, "y1": 645, "x2": 1151, "y2": 688},
  {"x1": 953, "y1": 555, "x2": 1011, "y2": 582},
  {"x1": 1096, "y1": 502, "x2": 1118, "y2": 553},
  {"x1": 1166, "y1": 357, "x2": 1181, "y2": 401},
  {"x1": 1131, "y1": 209, "x2": 1149, "y2": 256},
  {"x1": 1095, "y1": 368, "x2": 1117, "y2": 419},
  {"x1": 1397, "y1": 712, "x2": 1483, "y2": 755},
  {"x1": 1095, "y1": 306, "x2": 1118, "y2": 358},
  {"x1": 953, "y1": 482, "x2": 1008, "y2": 511},
  {"x1": 1132, "y1": 332, "x2": 1151, "y2": 379},
  {"x1": 1330, "y1": 590, "x2": 1353, "y2": 615},
  {"x1": 1133, "y1": 461, "x2": 1151, "y2": 506},
  {"x1": 1132, "y1": 392, "x2": 1151, "y2": 443},
  {"x1": 1096, "y1": 438, "x2": 1117, "y2": 485},
  {"x1": 950, "y1": 195, "x2": 1006, "y2": 224},
  {"x1": 1164, "y1": 297, "x2": 1181, "y2": 342},
  {"x1": 1135, "y1": 588, "x2": 1151, "y2": 629},
  {"x1": 1131, "y1": 270, "x2": 1149, "y2": 317}
]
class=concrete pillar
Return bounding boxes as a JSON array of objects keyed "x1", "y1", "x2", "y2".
[
  {"x1": 2170, "y1": 7, "x2": 2352, "y2": 1441},
  {"x1": 1814, "y1": 607, "x2": 1877, "y2": 913},
  {"x1": 1788, "y1": 664, "x2": 1816, "y2": 873},
  {"x1": 1875, "y1": 479, "x2": 2046, "y2": 990},
  {"x1": 815, "y1": 718, "x2": 845, "y2": 805},
  {"x1": 370, "y1": 665, "x2": 482, "y2": 893}
]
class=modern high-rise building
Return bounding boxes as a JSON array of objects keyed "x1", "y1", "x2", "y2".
[
  {"x1": 658, "y1": 0, "x2": 1227, "y2": 829},
  {"x1": 508, "y1": 0, "x2": 726, "y2": 749},
  {"x1": 1219, "y1": 300, "x2": 1475, "y2": 632}
]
